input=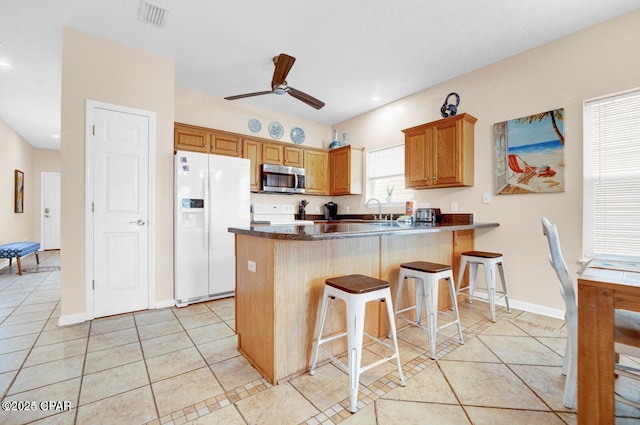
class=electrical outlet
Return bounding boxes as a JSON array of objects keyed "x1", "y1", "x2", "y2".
[
  {"x1": 247, "y1": 260, "x2": 256, "y2": 273},
  {"x1": 346, "y1": 206, "x2": 350, "y2": 213},
  {"x1": 451, "y1": 202, "x2": 458, "y2": 212},
  {"x1": 314, "y1": 206, "x2": 320, "y2": 213},
  {"x1": 482, "y1": 192, "x2": 492, "y2": 204}
]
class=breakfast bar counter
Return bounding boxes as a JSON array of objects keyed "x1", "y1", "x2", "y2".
[{"x1": 228, "y1": 221, "x2": 499, "y2": 384}]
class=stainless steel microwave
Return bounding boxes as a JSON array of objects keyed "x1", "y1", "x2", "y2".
[{"x1": 260, "y1": 164, "x2": 306, "y2": 194}]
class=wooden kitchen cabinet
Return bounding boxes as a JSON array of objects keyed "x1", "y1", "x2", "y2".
[
  {"x1": 174, "y1": 123, "x2": 208, "y2": 153},
  {"x1": 242, "y1": 138, "x2": 262, "y2": 192},
  {"x1": 403, "y1": 113, "x2": 476, "y2": 189},
  {"x1": 304, "y1": 149, "x2": 328, "y2": 195},
  {"x1": 210, "y1": 130, "x2": 241, "y2": 157},
  {"x1": 262, "y1": 143, "x2": 284, "y2": 165},
  {"x1": 283, "y1": 146, "x2": 304, "y2": 167},
  {"x1": 329, "y1": 145, "x2": 363, "y2": 195},
  {"x1": 174, "y1": 123, "x2": 241, "y2": 157}
]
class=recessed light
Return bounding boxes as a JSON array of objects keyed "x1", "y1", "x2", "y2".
[
  {"x1": 52, "y1": 134, "x2": 60, "y2": 139},
  {"x1": 372, "y1": 96, "x2": 380, "y2": 102},
  {"x1": 0, "y1": 60, "x2": 12, "y2": 69}
]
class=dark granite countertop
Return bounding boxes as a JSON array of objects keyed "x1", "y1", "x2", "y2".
[{"x1": 228, "y1": 221, "x2": 499, "y2": 241}]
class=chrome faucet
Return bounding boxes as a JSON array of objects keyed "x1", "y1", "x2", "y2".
[{"x1": 366, "y1": 198, "x2": 383, "y2": 220}]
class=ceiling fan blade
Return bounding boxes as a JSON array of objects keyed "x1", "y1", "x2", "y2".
[
  {"x1": 271, "y1": 54, "x2": 296, "y2": 87},
  {"x1": 224, "y1": 90, "x2": 273, "y2": 101},
  {"x1": 287, "y1": 87, "x2": 325, "y2": 110}
]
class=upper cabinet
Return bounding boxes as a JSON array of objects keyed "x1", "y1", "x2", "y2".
[
  {"x1": 210, "y1": 131, "x2": 241, "y2": 157},
  {"x1": 174, "y1": 123, "x2": 208, "y2": 153},
  {"x1": 304, "y1": 149, "x2": 329, "y2": 195},
  {"x1": 329, "y1": 145, "x2": 363, "y2": 195},
  {"x1": 262, "y1": 142, "x2": 284, "y2": 165},
  {"x1": 403, "y1": 113, "x2": 476, "y2": 189},
  {"x1": 283, "y1": 146, "x2": 304, "y2": 168},
  {"x1": 242, "y1": 138, "x2": 262, "y2": 192},
  {"x1": 174, "y1": 123, "x2": 241, "y2": 157}
]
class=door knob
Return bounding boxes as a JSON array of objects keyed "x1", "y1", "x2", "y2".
[{"x1": 129, "y1": 219, "x2": 146, "y2": 225}]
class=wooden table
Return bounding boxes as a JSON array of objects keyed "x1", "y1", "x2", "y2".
[{"x1": 577, "y1": 256, "x2": 640, "y2": 425}]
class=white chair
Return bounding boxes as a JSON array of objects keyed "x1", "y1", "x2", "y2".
[{"x1": 541, "y1": 217, "x2": 640, "y2": 409}]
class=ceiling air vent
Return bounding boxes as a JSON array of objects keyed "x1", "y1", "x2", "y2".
[{"x1": 137, "y1": 1, "x2": 168, "y2": 28}]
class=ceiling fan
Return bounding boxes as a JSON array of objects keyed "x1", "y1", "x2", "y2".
[{"x1": 224, "y1": 53, "x2": 325, "y2": 110}]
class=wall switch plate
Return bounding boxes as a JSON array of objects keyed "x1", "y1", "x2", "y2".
[
  {"x1": 345, "y1": 206, "x2": 350, "y2": 213},
  {"x1": 314, "y1": 206, "x2": 320, "y2": 213},
  {"x1": 248, "y1": 260, "x2": 256, "y2": 273},
  {"x1": 482, "y1": 192, "x2": 492, "y2": 204},
  {"x1": 451, "y1": 202, "x2": 458, "y2": 212}
]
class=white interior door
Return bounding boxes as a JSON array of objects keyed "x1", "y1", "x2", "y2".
[
  {"x1": 41, "y1": 172, "x2": 61, "y2": 250},
  {"x1": 90, "y1": 105, "x2": 150, "y2": 317}
]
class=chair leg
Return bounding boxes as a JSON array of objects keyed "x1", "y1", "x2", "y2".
[
  {"x1": 497, "y1": 262, "x2": 511, "y2": 312},
  {"x1": 346, "y1": 298, "x2": 366, "y2": 413},
  {"x1": 310, "y1": 289, "x2": 330, "y2": 375}
]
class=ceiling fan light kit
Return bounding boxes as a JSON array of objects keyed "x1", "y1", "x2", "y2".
[{"x1": 225, "y1": 53, "x2": 325, "y2": 110}]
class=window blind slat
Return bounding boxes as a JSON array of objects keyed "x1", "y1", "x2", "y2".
[{"x1": 585, "y1": 89, "x2": 640, "y2": 256}]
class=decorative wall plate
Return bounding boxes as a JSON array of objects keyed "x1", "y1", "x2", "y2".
[
  {"x1": 248, "y1": 118, "x2": 261, "y2": 133},
  {"x1": 290, "y1": 127, "x2": 305, "y2": 144},
  {"x1": 268, "y1": 121, "x2": 284, "y2": 140}
]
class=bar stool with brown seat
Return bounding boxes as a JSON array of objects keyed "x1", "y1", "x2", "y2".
[
  {"x1": 310, "y1": 274, "x2": 405, "y2": 413},
  {"x1": 394, "y1": 261, "x2": 464, "y2": 359},
  {"x1": 456, "y1": 250, "x2": 511, "y2": 322}
]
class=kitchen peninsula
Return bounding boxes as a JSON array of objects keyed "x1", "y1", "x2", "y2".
[{"x1": 228, "y1": 220, "x2": 499, "y2": 384}]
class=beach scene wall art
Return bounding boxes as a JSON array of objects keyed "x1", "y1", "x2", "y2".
[{"x1": 494, "y1": 108, "x2": 565, "y2": 194}]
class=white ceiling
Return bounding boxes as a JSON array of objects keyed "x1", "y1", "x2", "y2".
[{"x1": 1, "y1": 1, "x2": 639, "y2": 150}]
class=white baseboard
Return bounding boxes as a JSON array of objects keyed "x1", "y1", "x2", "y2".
[
  {"x1": 463, "y1": 291, "x2": 565, "y2": 320},
  {"x1": 154, "y1": 299, "x2": 176, "y2": 309},
  {"x1": 57, "y1": 313, "x2": 87, "y2": 327}
]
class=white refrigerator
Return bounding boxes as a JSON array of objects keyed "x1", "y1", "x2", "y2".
[{"x1": 174, "y1": 150, "x2": 250, "y2": 306}]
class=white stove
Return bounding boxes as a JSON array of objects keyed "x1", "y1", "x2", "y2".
[{"x1": 251, "y1": 204, "x2": 315, "y2": 226}]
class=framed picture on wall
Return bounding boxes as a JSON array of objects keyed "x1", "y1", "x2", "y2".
[
  {"x1": 495, "y1": 108, "x2": 565, "y2": 195},
  {"x1": 15, "y1": 169, "x2": 24, "y2": 213}
]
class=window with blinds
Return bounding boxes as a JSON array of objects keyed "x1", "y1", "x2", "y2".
[
  {"x1": 584, "y1": 89, "x2": 640, "y2": 257},
  {"x1": 367, "y1": 144, "x2": 413, "y2": 203}
]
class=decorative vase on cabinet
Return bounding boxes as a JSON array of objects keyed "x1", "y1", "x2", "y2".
[{"x1": 329, "y1": 130, "x2": 341, "y2": 149}]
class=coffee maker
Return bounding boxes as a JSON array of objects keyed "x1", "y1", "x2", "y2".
[{"x1": 324, "y1": 202, "x2": 338, "y2": 220}]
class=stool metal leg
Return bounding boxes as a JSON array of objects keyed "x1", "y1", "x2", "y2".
[
  {"x1": 415, "y1": 278, "x2": 426, "y2": 325},
  {"x1": 310, "y1": 288, "x2": 330, "y2": 375},
  {"x1": 346, "y1": 297, "x2": 366, "y2": 413},
  {"x1": 382, "y1": 292, "x2": 406, "y2": 387},
  {"x1": 468, "y1": 262, "x2": 479, "y2": 303},
  {"x1": 424, "y1": 277, "x2": 438, "y2": 359},
  {"x1": 497, "y1": 262, "x2": 511, "y2": 312},
  {"x1": 484, "y1": 264, "x2": 497, "y2": 322},
  {"x1": 446, "y1": 276, "x2": 464, "y2": 345}
]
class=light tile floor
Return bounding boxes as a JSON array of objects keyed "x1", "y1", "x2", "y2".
[{"x1": 1, "y1": 251, "x2": 639, "y2": 424}]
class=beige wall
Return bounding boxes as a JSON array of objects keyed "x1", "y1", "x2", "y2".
[
  {"x1": 0, "y1": 120, "x2": 35, "y2": 269},
  {"x1": 60, "y1": 28, "x2": 175, "y2": 318},
  {"x1": 332, "y1": 10, "x2": 640, "y2": 313}
]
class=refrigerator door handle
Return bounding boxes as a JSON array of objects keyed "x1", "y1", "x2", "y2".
[{"x1": 203, "y1": 168, "x2": 209, "y2": 250}]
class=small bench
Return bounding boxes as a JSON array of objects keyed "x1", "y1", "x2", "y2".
[{"x1": 0, "y1": 242, "x2": 40, "y2": 275}]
